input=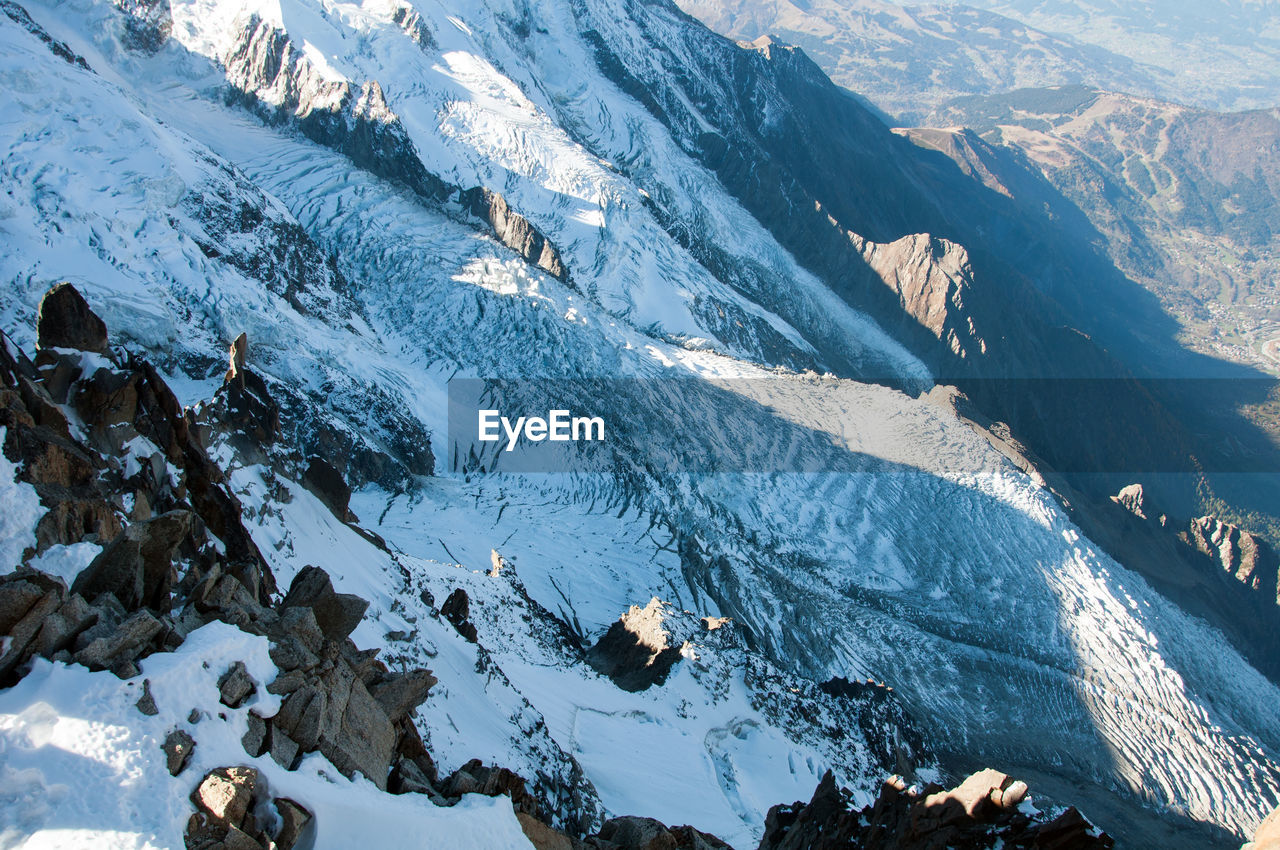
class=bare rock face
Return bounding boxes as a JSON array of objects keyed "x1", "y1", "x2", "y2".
[
  {"x1": 757, "y1": 769, "x2": 1112, "y2": 850},
  {"x1": 302, "y1": 454, "x2": 353, "y2": 522},
  {"x1": 36, "y1": 282, "x2": 108, "y2": 354},
  {"x1": 1111, "y1": 482, "x2": 1150, "y2": 521},
  {"x1": 71, "y1": 510, "x2": 193, "y2": 612},
  {"x1": 460, "y1": 186, "x2": 568, "y2": 282},
  {"x1": 1187, "y1": 515, "x2": 1280, "y2": 603},
  {"x1": 191, "y1": 766, "x2": 259, "y2": 830},
  {"x1": 218, "y1": 661, "x2": 257, "y2": 708},
  {"x1": 441, "y1": 759, "x2": 541, "y2": 817},
  {"x1": 587, "y1": 598, "x2": 685, "y2": 692},
  {"x1": 1253, "y1": 804, "x2": 1280, "y2": 850},
  {"x1": 853, "y1": 232, "x2": 987, "y2": 361}
]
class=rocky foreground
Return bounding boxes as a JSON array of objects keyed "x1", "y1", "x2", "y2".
[{"x1": 0, "y1": 281, "x2": 1208, "y2": 849}]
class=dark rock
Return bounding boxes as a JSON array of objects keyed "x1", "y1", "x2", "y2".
[
  {"x1": 756, "y1": 769, "x2": 1113, "y2": 850},
  {"x1": 272, "y1": 798, "x2": 312, "y2": 850},
  {"x1": 314, "y1": 665, "x2": 396, "y2": 788},
  {"x1": 388, "y1": 756, "x2": 436, "y2": 796},
  {"x1": 71, "y1": 510, "x2": 193, "y2": 612},
  {"x1": 440, "y1": 587, "x2": 478, "y2": 642},
  {"x1": 36, "y1": 282, "x2": 108, "y2": 354},
  {"x1": 597, "y1": 816, "x2": 677, "y2": 850},
  {"x1": 191, "y1": 766, "x2": 259, "y2": 828},
  {"x1": 302, "y1": 455, "x2": 353, "y2": 521},
  {"x1": 273, "y1": 685, "x2": 326, "y2": 751},
  {"x1": 34, "y1": 499, "x2": 123, "y2": 552},
  {"x1": 242, "y1": 713, "x2": 268, "y2": 757},
  {"x1": 266, "y1": 668, "x2": 309, "y2": 696},
  {"x1": 163, "y1": 728, "x2": 196, "y2": 776},
  {"x1": 669, "y1": 826, "x2": 732, "y2": 849},
  {"x1": 370, "y1": 668, "x2": 437, "y2": 721},
  {"x1": 0, "y1": 570, "x2": 67, "y2": 682},
  {"x1": 136, "y1": 678, "x2": 159, "y2": 716},
  {"x1": 73, "y1": 608, "x2": 164, "y2": 671},
  {"x1": 270, "y1": 727, "x2": 301, "y2": 770},
  {"x1": 218, "y1": 661, "x2": 257, "y2": 708},
  {"x1": 280, "y1": 566, "x2": 368, "y2": 642},
  {"x1": 219, "y1": 825, "x2": 266, "y2": 850},
  {"x1": 587, "y1": 599, "x2": 683, "y2": 692},
  {"x1": 72, "y1": 366, "x2": 141, "y2": 436},
  {"x1": 220, "y1": 369, "x2": 281, "y2": 448},
  {"x1": 441, "y1": 759, "x2": 539, "y2": 817}
]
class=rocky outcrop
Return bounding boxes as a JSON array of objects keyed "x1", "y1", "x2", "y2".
[
  {"x1": 757, "y1": 769, "x2": 1112, "y2": 849},
  {"x1": 852, "y1": 232, "x2": 987, "y2": 361},
  {"x1": 1186, "y1": 515, "x2": 1280, "y2": 603},
  {"x1": 186, "y1": 766, "x2": 313, "y2": 850},
  {"x1": 1, "y1": 286, "x2": 436, "y2": 793},
  {"x1": 113, "y1": 0, "x2": 172, "y2": 53},
  {"x1": 459, "y1": 186, "x2": 568, "y2": 281},
  {"x1": 587, "y1": 598, "x2": 685, "y2": 692},
  {"x1": 2, "y1": 0, "x2": 91, "y2": 69},
  {"x1": 37, "y1": 282, "x2": 109, "y2": 354},
  {"x1": 440, "y1": 587, "x2": 479, "y2": 643},
  {"x1": 71, "y1": 510, "x2": 192, "y2": 612},
  {"x1": 222, "y1": 17, "x2": 568, "y2": 283}
]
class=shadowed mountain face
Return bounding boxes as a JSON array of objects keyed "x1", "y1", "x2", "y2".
[
  {"x1": 573, "y1": 1, "x2": 1280, "y2": 510},
  {"x1": 928, "y1": 88, "x2": 1280, "y2": 366}
]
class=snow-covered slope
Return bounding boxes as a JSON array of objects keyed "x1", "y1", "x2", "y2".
[{"x1": 2, "y1": 0, "x2": 1279, "y2": 846}]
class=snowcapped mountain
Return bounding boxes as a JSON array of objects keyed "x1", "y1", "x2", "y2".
[{"x1": 1, "y1": 0, "x2": 1279, "y2": 847}]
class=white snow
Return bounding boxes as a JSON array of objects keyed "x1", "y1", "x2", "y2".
[
  {"x1": 1, "y1": 0, "x2": 1279, "y2": 844},
  {"x1": 0, "y1": 427, "x2": 42, "y2": 574},
  {"x1": 0, "y1": 622, "x2": 533, "y2": 849},
  {"x1": 25, "y1": 542, "x2": 102, "y2": 587}
]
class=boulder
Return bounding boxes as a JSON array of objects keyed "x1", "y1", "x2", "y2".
[
  {"x1": 191, "y1": 766, "x2": 259, "y2": 828},
  {"x1": 73, "y1": 609, "x2": 164, "y2": 672},
  {"x1": 34, "y1": 498, "x2": 123, "y2": 551},
  {"x1": 272, "y1": 798, "x2": 312, "y2": 850},
  {"x1": 218, "y1": 661, "x2": 257, "y2": 708},
  {"x1": 71, "y1": 510, "x2": 192, "y2": 611},
  {"x1": 136, "y1": 678, "x2": 159, "y2": 716},
  {"x1": 0, "y1": 570, "x2": 68, "y2": 682},
  {"x1": 280, "y1": 566, "x2": 367, "y2": 642},
  {"x1": 163, "y1": 728, "x2": 196, "y2": 776},
  {"x1": 31, "y1": 593, "x2": 98, "y2": 658},
  {"x1": 370, "y1": 668, "x2": 437, "y2": 721},
  {"x1": 441, "y1": 759, "x2": 539, "y2": 816},
  {"x1": 596, "y1": 816, "x2": 678, "y2": 850},
  {"x1": 440, "y1": 587, "x2": 478, "y2": 643},
  {"x1": 36, "y1": 282, "x2": 108, "y2": 354}
]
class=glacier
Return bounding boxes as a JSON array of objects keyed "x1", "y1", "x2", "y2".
[{"x1": 1, "y1": 0, "x2": 1279, "y2": 845}]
